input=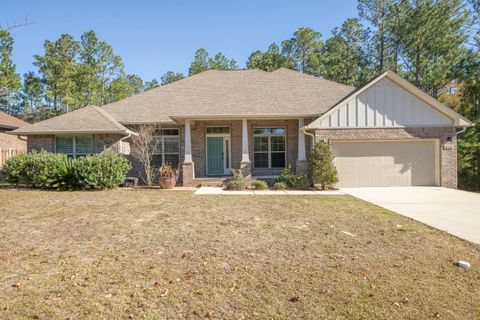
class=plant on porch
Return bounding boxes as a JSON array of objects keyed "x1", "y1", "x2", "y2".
[{"x1": 158, "y1": 164, "x2": 180, "y2": 189}]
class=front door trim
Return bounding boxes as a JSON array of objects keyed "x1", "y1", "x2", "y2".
[{"x1": 206, "y1": 126, "x2": 231, "y2": 176}]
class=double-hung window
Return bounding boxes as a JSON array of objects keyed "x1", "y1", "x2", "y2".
[
  {"x1": 253, "y1": 127, "x2": 286, "y2": 168},
  {"x1": 152, "y1": 129, "x2": 180, "y2": 168},
  {"x1": 55, "y1": 135, "x2": 94, "y2": 159}
]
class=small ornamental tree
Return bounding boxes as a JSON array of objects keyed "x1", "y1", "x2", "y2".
[
  {"x1": 308, "y1": 141, "x2": 339, "y2": 190},
  {"x1": 130, "y1": 124, "x2": 160, "y2": 186}
]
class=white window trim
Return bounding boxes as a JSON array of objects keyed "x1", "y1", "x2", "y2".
[
  {"x1": 54, "y1": 135, "x2": 94, "y2": 159},
  {"x1": 153, "y1": 128, "x2": 180, "y2": 167},
  {"x1": 253, "y1": 127, "x2": 287, "y2": 169}
]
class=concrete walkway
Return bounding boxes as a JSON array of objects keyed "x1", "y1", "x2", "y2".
[
  {"x1": 195, "y1": 186, "x2": 344, "y2": 196},
  {"x1": 341, "y1": 187, "x2": 480, "y2": 245}
]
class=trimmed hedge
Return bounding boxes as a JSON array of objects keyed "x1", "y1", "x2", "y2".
[{"x1": 1, "y1": 151, "x2": 131, "y2": 190}]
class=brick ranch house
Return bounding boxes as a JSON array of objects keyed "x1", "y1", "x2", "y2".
[
  {"x1": 0, "y1": 111, "x2": 28, "y2": 168},
  {"x1": 10, "y1": 68, "x2": 472, "y2": 188}
]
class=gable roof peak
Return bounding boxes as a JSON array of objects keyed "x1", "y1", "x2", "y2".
[
  {"x1": 10, "y1": 105, "x2": 136, "y2": 136},
  {"x1": 305, "y1": 70, "x2": 472, "y2": 129}
]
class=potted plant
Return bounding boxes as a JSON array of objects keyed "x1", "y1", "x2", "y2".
[{"x1": 158, "y1": 164, "x2": 180, "y2": 189}]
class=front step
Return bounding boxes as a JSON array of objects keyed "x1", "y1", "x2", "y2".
[
  {"x1": 194, "y1": 177, "x2": 229, "y2": 187},
  {"x1": 194, "y1": 176, "x2": 259, "y2": 187}
]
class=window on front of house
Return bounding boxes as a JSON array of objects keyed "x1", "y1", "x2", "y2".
[
  {"x1": 253, "y1": 127, "x2": 286, "y2": 168},
  {"x1": 55, "y1": 135, "x2": 94, "y2": 159},
  {"x1": 152, "y1": 128, "x2": 180, "y2": 169}
]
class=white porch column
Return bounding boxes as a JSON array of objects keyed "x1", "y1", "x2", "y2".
[
  {"x1": 241, "y1": 119, "x2": 250, "y2": 162},
  {"x1": 298, "y1": 118, "x2": 306, "y2": 161},
  {"x1": 184, "y1": 119, "x2": 192, "y2": 163}
]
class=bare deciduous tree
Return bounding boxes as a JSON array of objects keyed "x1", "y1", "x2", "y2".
[{"x1": 130, "y1": 124, "x2": 160, "y2": 186}]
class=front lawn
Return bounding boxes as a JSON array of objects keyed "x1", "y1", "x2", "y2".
[{"x1": 0, "y1": 189, "x2": 479, "y2": 319}]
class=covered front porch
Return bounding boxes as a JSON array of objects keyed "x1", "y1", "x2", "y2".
[{"x1": 178, "y1": 117, "x2": 312, "y2": 187}]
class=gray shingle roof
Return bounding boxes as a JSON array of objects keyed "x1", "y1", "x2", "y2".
[
  {"x1": 11, "y1": 69, "x2": 356, "y2": 135},
  {"x1": 11, "y1": 106, "x2": 134, "y2": 135},
  {"x1": 0, "y1": 111, "x2": 29, "y2": 129},
  {"x1": 103, "y1": 68, "x2": 355, "y2": 123}
]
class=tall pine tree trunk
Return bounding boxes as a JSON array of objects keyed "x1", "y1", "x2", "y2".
[{"x1": 379, "y1": 9, "x2": 385, "y2": 74}]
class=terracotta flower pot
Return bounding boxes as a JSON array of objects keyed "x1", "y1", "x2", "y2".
[{"x1": 159, "y1": 176, "x2": 177, "y2": 189}]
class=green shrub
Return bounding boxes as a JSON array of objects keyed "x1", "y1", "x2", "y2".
[
  {"x1": 293, "y1": 174, "x2": 311, "y2": 190},
  {"x1": 273, "y1": 165, "x2": 297, "y2": 187},
  {"x1": 1, "y1": 151, "x2": 131, "y2": 190},
  {"x1": 309, "y1": 141, "x2": 338, "y2": 190},
  {"x1": 231, "y1": 169, "x2": 244, "y2": 181},
  {"x1": 251, "y1": 180, "x2": 268, "y2": 190},
  {"x1": 224, "y1": 169, "x2": 246, "y2": 191},
  {"x1": 272, "y1": 181, "x2": 287, "y2": 190},
  {"x1": 2, "y1": 151, "x2": 74, "y2": 189},
  {"x1": 273, "y1": 165, "x2": 311, "y2": 190},
  {"x1": 75, "y1": 153, "x2": 131, "y2": 190},
  {"x1": 1, "y1": 152, "x2": 27, "y2": 184},
  {"x1": 224, "y1": 180, "x2": 246, "y2": 190}
]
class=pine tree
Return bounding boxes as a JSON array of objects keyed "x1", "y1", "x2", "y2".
[
  {"x1": 395, "y1": 0, "x2": 469, "y2": 97},
  {"x1": 358, "y1": 0, "x2": 395, "y2": 74},
  {"x1": 160, "y1": 71, "x2": 184, "y2": 85},
  {"x1": 144, "y1": 79, "x2": 159, "y2": 91},
  {"x1": 127, "y1": 74, "x2": 143, "y2": 95},
  {"x1": 320, "y1": 18, "x2": 369, "y2": 86},
  {"x1": 188, "y1": 48, "x2": 237, "y2": 76},
  {"x1": 289, "y1": 28, "x2": 323, "y2": 75},
  {"x1": 246, "y1": 43, "x2": 289, "y2": 71},
  {"x1": 0, "y1": 29, "x2": 21, "y2": 114},
  {"x1": 33, "y1": 34, "x2": 80, "y2": 113}
]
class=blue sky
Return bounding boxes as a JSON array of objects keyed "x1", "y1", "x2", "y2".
[{"x1": 3, "y1": 0, "x2": 358, "y2": 81}]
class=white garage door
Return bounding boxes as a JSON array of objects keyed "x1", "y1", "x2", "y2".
[{"x1": 331, "y1": 140, "x2": 439, "y2": 187}]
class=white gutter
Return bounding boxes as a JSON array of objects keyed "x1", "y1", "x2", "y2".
[
  {"x1": 170, "y1": 114, "x2": 321, "y2": 121},
  {"x1": 300, "y1": 126, "x2": 316, "y2": 145},
  {"x1": 8, "y1": 129, "x2": 138, "y2": 136}
]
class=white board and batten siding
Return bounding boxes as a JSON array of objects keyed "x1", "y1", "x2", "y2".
[{"x1": 319, "y1": 78, "x2": 453, "y2": 128}]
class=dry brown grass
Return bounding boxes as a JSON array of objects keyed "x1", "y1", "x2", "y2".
[{"x1": 0, "y1": 189, "x2": 479, "y2": 319}]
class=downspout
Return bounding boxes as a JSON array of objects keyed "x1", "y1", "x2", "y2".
[
  {"x1": 456, "y1": 127, "x2": 467, "y2": 136},
  {"x1": 119, "y1": 132, "x2": 132, "y2": 154},
  {"x1": 300, "y1": 126, "x2": 315, "y2": 145}
]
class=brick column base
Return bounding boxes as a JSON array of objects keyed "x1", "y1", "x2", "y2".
[
  {"x1": 182, "y1": 162, "x2": 195, "y2": 187},
  {"x1": 240, "y1": 161, "x2": 252, "y2": 178},
  {"x1": 296, "y1": 160, "x2": 308, "y2": 175}
]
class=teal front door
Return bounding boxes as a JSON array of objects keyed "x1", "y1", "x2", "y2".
[{"x1": 207, "y1": 137, "x2": 224, "y2": 175}]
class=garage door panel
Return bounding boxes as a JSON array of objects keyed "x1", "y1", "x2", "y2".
[{"x1": 332, "y1": 141, "x2": 437, "y2": 187}]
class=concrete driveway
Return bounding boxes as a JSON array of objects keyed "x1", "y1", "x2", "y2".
[{"x1": 341, "y1": 187, "x2": 480, "y2": 244}]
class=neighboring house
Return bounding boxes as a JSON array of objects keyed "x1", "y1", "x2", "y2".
[
  {"x1": 10, "y1": 69, "x2": 472, "y2": 188},
  {"x1": 0, "y1": 111, "x2": 28, "y2": 167}
]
